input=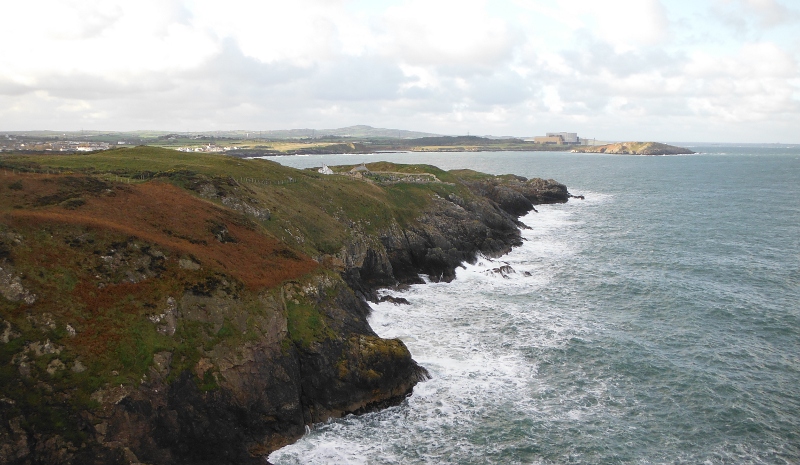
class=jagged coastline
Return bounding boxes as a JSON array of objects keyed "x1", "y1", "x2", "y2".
[
  {"x1": 0, "y1": 149, "x2": 573, "y2": 464},
  {"x1": 572, "y1": 141, "x2": 694, "y2": 155}
]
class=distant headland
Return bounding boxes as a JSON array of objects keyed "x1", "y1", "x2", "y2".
[{"x1": 570, "y1": 141, "x2": 695, "y2": 155}]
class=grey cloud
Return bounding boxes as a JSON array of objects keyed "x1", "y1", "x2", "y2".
[
  {"x1": 1, "y1": 40, "x2": 309, "y2": 110},
  {"x1": 430, "y1": 53, "x2": 522, "y2": 79},
  {"x1": 0, "y1": 78, "x2": 32, "y2": 97},
  {"x1": 48, "y1": 4, "x2": 122, "y2": 40},
  {"x1": 0, "y1": 71, "x2": 180, "y2": 101},
  {"x1": 467, "y1": 71, "x2": 532, "y2": 105},
  {"x1": 191, "y1": 40, "x2": 312, "y2": 93},
  {"x1": 380, "y1": 9, "x2": 522, "y2": 72},
  {"x1": 3, "y1": 39, "x2": 304, "y2": 102},
  {"x1": 398, "y1": 86, "x2": 437, "y2": 100},
  {"x1": 545, "y1": 83, "x2": 609, "y2": 114},
  {"x1": 399, "y1": 88, "x2": 470, "y2": 113},
  {"x1": 710, "y1": 0, "x2": 800, "y2": 38},
  {"x1": 311, "y1": 56, "x2": 409, "y2": 101},
  {"x1": 37, "y1": 73, "x2": 177, "y2": 100},
  {"x1": 561, "y1": 33, "x2": 685, "y2": 78},
  {"x1": 737, "y1": 0, "x2": 800, "y2": 27}
]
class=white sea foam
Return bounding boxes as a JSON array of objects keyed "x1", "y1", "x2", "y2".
[
  {"x1": 267, "y1": 150, "x2": 800, "y2": 464},
  {"x1": 270, "y1": 201, "x2": 599, "y2": 464}
]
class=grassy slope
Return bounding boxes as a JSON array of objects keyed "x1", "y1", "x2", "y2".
[
  {"x1": 0, "y1": 147, "x2": 507, "y2": 439},
  {"x1": 0, "y1": 147, "x2": 488, "y2": 255},
  {"x1": 148, "y1": 137, "x2": 568, "y2": 154},
  {"x1": 0, "y1": 168, "x2": 322, "y2": 440}
]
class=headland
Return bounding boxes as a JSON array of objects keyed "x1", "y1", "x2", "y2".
[
  {"x1": 0, "y1": 147, "x2": 574, "y2": 464},
  {"x1": 571, "y1": 141, "x2": 695, "y2": 155}
]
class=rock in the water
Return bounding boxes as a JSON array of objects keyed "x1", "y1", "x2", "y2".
[
  {"x1": 378, "y1": 295, "x2": 411, "y2": 305},
  {"x1": 484, "y1": 264, "x2": 516, "y2": 279}
]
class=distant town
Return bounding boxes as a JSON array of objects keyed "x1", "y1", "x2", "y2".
[
  {"x1": 0, "y1": 127, "x2": 600, "y2": 155},
  {"x1": 1, "y1": 135, "x2": 116, "y2": 152}
]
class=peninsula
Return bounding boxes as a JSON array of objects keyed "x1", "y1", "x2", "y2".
[
  {"x1": 0, "y1": 147, "x2": 573, "y2": 464},
  {"x1": 571, "y1": 141, "x2": 695, "y2": 155}
]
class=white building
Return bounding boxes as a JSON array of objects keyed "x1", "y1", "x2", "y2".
[{"x1": 546, "y1": 132, "x2": 580, "y2": 144}]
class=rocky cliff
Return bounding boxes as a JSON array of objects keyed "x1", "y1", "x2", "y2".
[
  {"x1": 0, "y1": 150, "x2": 572, "y2": 464},
  {"x1": 572, "y1": 141, "x2": 694, "y2": 155},
  {"x1": 341, "y1": 174, "x2": 571, "y2": 297}
]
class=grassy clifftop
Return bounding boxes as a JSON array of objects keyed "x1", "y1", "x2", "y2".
[
  {"x1": 0, "y1": 146, "x2": 570, "y2": 462},
  {"x1": 0, "y1": 146, "x2": 455, "y2": 381},
  {"x1": 2, "y1": 147, "x2": 479, "y2": 256}
]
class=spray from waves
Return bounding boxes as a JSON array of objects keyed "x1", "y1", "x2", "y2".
[{"x1": 269, "y1": 196, "x2": 603, "y2": 465}]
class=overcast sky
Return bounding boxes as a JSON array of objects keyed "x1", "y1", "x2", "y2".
[{"x1": 1, "y1": 0, "x2": 799, "y2": 142}]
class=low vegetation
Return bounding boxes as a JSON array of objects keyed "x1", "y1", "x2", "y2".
[
  {"x1": 1, "y1": 146, "x2": 532, "y2": 444},
  {"x1": 571, "y1": 141, "x2": 694, "y2": 155}
]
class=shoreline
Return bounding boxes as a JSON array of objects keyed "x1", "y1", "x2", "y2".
[{"x1": 0, "y1": 150, "x2": 575, "y2": 464}]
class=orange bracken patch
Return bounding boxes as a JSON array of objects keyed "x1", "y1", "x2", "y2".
[{"x1": 4, "y1": 179, "x2": 318, "y2": 289}]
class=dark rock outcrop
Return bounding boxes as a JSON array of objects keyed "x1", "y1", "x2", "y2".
[
  {"x1": 1, "y1": 273, "x2": 427, "y2": 465},
  {"x1": 378, "y1": 295, "x2": 410, "y2": 305},
  {"x1": 340, "y1": 176, "x2": 569, "y2": 297},
  {"x1": 124, "y1": 277, "x2": 427, "y2": 465}
]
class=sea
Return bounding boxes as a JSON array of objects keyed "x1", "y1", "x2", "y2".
[{"x1": 263, "y1": 145, "x2": 800, "y2": 464}]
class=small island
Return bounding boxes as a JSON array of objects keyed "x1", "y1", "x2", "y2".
[{"x1": 571, "y1": 141, "x2": 695, "y2": 155}]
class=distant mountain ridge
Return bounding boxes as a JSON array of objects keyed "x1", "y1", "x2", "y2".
[
  {"x1": 256, "y1": 125, "x2": 441, "y2": 139},
  {"x1": 4, "y1": 126, "x2": 442, "y2": 141}
]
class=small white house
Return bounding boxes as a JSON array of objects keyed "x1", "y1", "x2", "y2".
[{"x1": 318, "y1": 164, "x2": 333, "y2": 175}]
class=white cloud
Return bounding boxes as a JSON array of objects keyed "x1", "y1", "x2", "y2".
[
  {"x1": 710, "y1": 0, "x2": 800, "y2": 39},
  {"x1": 686, "y1": 42, "x2": 796, "y2": 78},
  {"x1": 0, "y1": 0, "x2": 217, "y2": 87},
  {"x1": 555, "y1": 0, "x2": 670, "y2": 52},
  {"x1": 189, "y1": 0, "x2": 365, "y2": 66},
  {"x1": 729, "y1": 0, "x2": 799, "y2": 27},
  {"x1": 0, "y1": 0, "x2": 799, "y2": 141},
  {"x1": 380, "y1": 0, "x2": 517, "y2": 67},
  {"x1": 682, "y1": 42, "x2": 799, "y2": 122}
]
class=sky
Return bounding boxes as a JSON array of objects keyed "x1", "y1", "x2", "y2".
[{"x1": 1, "y1": 0, "x2": 799, "y2": 142}]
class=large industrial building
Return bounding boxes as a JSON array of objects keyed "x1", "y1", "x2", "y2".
[
  {"x1": 530, "y1": 132, "x2": 582, "y2": 145},
  {"x1": 547, "y1": 132, "x2": 580, "y2": 144}
]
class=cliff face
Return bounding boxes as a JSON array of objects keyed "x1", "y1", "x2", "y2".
[
  {"x1": 0, "y1": 153, "x2": 571, "y2": 464},
  {"x1": 79, "y1": 274, "x2": 427, "y2": 465},
  {"x1": 343, "y1": 176, "x2": 570, "y2": 296}
]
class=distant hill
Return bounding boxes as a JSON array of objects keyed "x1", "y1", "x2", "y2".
[
  {"x1": 254, "y1": 125, "x2": 441, "y2": 140},
  {"x1": 407, "y1": 135, "x2": 525, "y2": 146},
  {"x1": 201, "y1": 125, "x2": 440, "y2": 140},
  {"x1": 572, "y1": 142, "x2": 695, "y2": 155},
  {"x1": 3, "y1": 126, "x2": 442, "y2": 141}
]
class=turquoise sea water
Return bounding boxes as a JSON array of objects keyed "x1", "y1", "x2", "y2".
[{"x1": 266, "y1": 146, "x2": 800, "y2": 464}]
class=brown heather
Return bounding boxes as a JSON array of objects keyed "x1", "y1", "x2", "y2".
[{"x1": 2, "y1": 174, "x2": 318, "y2": 289}]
